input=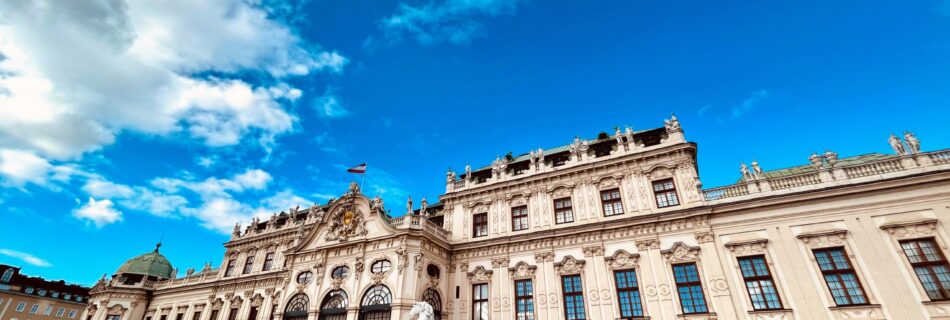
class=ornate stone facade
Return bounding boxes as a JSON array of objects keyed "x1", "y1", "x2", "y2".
[{"x1": 83, "y1": 118, "x2": 950, "y2": 320}]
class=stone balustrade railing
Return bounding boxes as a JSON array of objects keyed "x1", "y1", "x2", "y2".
[
  {"x1": 387, "y1": 215, "x2": 449, "y2": 240},
  {"x1": 703, "y1": 149, "x2": 950, "y2": 202}
]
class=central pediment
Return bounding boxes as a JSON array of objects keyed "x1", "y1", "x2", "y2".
[{"x1": 288, "y1": 189, "x2": 401, "y2": 253}]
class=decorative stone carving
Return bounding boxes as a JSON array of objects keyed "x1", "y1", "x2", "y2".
[
  {"x1": 106, "y1": 304, "x2": 127, "y2": 316},
  {"x1": 569, "y1": 136, "x2": 590, "y2": 161},
  {"x1": 582, "y1": 246, "x2": 604, "y2": 257},
  {"x1": 491, "y1": 155, "x2": 508, "y2": 180},
  {"x1": 750, "y1": 160, "x2": 763, "y2": 179},
  {"x1": 724, "y1": 239, "x2": 769, "y2": 256},
  {"x1": 635, "y1": 239, "x2": 660, "y2": 251},
  {"x1": 490, "y1": 257, "x2": 509, "y2": 269},
  {"x1": 554, "y1": 256, "x2": 586, "y2": 275},
  {"x1": 661, "y1": 242, "x2": 701, "y2": 264},
  {"x1": 889, "y1": 133, "x2": 906, "y2": 155},
  {"x1": 466, "y1": 266, "x2": 493, "y2": 283},
  {"x1": 397, "y1": 246, "x2": 409, "y2": 275},
  {"x1": 605, "y1": 250, "x2": 640, "y2": 270},
  {"x1": 880, "y1": 219, "x2": 938, "y2": 240},
  {"x1": 664, "y1": 114, "x2": 681, "y2": 132},
  {"x1": 796, "y1": 229, "x2": 848, "y2": 248},
  {"x1": 534, "y1": 252, "x2": 554, "y2": 263},
  {"x1": 324, "y1": 199, "x2": 368, "y2": 242},
  {"x1": 740, "y1": 163, "x2": 751, "y2": 181},
  {"x1": 508, "y1": 262, "x2": 537, "y2": 280},
  {"x1": 211, "y1": 298, "x2": 224, "y2": 310},
  {"x1": 355, "y1": 257, "x2": 365, "y2": 281},
  {"x1": 549, "y1": 185, "x2": 574, "y2": 199},
  {"x1": 694, "y1": 231, "x2": 715, "y2": 243},
  {"x1": 250, "y1": 294, "x2": 264, "y2": 307},
  {"x1": 905, "y1": 131, "x2": 921, "y2": 154}
]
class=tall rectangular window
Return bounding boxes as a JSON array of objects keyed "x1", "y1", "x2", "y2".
[
  {"x1": 247, "y1": 306, "x2": 259, "y2": 320},
  {"x1": 106, "y1": 316, "x2": 121, "y2": 320},
  {"x1": 614, "y1": 270, "x2": 644, "y2": 318},
  {"x1": 737, "y1": 255, "x2": 783, "y2": 310},
  {"x1": 900, "y1": 238, "x2": 950, "y2": 301},
  {"x1": 514, "y1": 279, "x2": 534, "y2": 320},
  {"x1": 243, "y1": 255, "x2": 255, "y2": 274},
  {"x1": 57, "y1": 308, "x2": 66, "y2": 317},
  {"x1": 554, "y1": 198, "x2": 574, "y2": 224},
  {"x1": 262, "y1": 252, "x2": 275, "y2": 271},
  {"x1": 511, "y1": 206, "x2": 528, "y2": 231},
  {"x1": 561, "y1": 275, "x2": 586, "y2": 320},
  {"x1": 600, "y1": 188, "x2": 624, "y2": 216},
  {"x1": 192, "y1": 311, "x2": 202, "y2": 320},
  {"x1": 227, "y1": 308, "x2": 237, "y2": 320},
  {"x1": 653, "y1": 179, "x2": 679, "y2": 208},
  {"x1": 814, "y1": 247, "x2": 868, "y2": 306},
  {"x1": 69, "y1": 310, "x2": 78, "y2": 318},
  {"x1": 472, "y1": 283, "x2": 489, "y2": 320},
  {"x1": 208, "y1": 309, "x2": 219, "y2": 320},
  {"x1": 472, "y1": 213, "x2": 488, "y2": 238},
  {"x1": 15, "y1": 302, "x2": 26, "y2": 312},
  {"x1": 224, "y1": 259, "x2": 236, "y2": 277},
  {"x1": 176, "y1": 313, "x2": 184, "y2": 320},
  {"x1": 673, "y1": 263, "x2": 708, "y2": 314},
  {"x1": 30, "y1": 304, "x2": 39, "y2": 314},
  {"x1": 45, "y1": 305, "x2": 54, "y2": 315}
]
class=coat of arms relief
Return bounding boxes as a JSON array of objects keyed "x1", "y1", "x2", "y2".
[{"x1": 324, "y1": 182, "x2": 369, "y2": 242}]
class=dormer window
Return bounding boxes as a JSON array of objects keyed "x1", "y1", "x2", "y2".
[
  {"x1": 1, "y1": 268, "x2": 12, "y2": 282},
  {"x1": 24, "y1": 287, "x2": 34, "y2": 294}
]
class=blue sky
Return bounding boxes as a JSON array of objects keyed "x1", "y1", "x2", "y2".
[{"x1": 0, "y1": 0, "x2": 948, "y2": 285}]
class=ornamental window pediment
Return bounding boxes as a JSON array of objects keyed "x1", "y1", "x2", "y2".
[
  {"x1": 466, "y1": 266, "x2": 493, "y2": 284},
  {"x1": 879, "y1": 218, "x2": 939, "y2": 240},
  {"x1": 605, "y1": 249, "x2": 640, "y2": 270},
  {"x1": 508, "y1": 261, "x2": 537, "y2": 280},
  {"x1": 554, "y1": 255, "x2": 586, "y2": 275},
  {"x1": 660, "y1": 242, "x2": 701, "y2": 264}
]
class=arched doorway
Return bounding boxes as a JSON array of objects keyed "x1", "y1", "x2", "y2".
[
  {"x1": 421, "y1": 288, "x2": 442, "y2": 319},
  {"x1": 358, "y1": 285, "x2": 392, "y2": 320},
  {"x1": 318, "y1": 290, "x2": 348, "y2": 320},
  {"x1": 283, "y1": 293, "x2": 309, "y2": 320}
]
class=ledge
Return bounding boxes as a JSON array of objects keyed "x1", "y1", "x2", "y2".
[
  {"x1": 748, "y1": 308, "x2": 793, "y2": 315},
  {"x1": 829, "y1": 303, "x2": 881, "y2": 311},
  {"x1": 676, "y1": 312, "x2": 717, "y2": 319}
]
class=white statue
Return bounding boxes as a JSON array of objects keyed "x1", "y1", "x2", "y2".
[
  {"x1": 232, "y1": 223, "x2": 241, "y2": 238},
  {"x1": 614, "y1": 127, "x2": 626, "y2": 151},
  {"x1": 407, "y1": 301, "x2": 434, "y2": 320},
  {"x1": 809, "y1": 153, "x2": 822, "y2": 168},
  {"x1": 491, "y1": 155, "x2": 508, "y2": 179},
  {"x1": 406, "y1": 196, "x2": 413, "y2": 214},
  {"x1": 569, "y1": 136, "x2": 589, "y2": 160},
  {"x1": 751, "y1": 160, "x2": 763, "y2": 179},
  {"x1": 624, "y1": 126, "x2": 635, "y2": 148},
  {"x1": 889, "y1": 133, "x2": 906, "y2": 155},
  {"x1": 372, "y1": 195, "x2": 383, "y2": 210},
  {"x1": 420, "y1": 197, "x2": 428, "y2": 216},
  {"x1": 904, "y1": 131, "x2": 921, "y2": 154},
  {"x1": 664, "y1": 114, "x2": 681, "y2": 132},
  {"x1": 464, "y1": 164, "x2": 471, "y2": 181},
  {"x1": 823, "y1": 151, "x2": 838, "y2": 166},
  {"x1": 740, "y1": 163, "x2": 751, "y2": 181},
  {"x1": 446, "y1": 168, "x2": 456, "y2": 183}
]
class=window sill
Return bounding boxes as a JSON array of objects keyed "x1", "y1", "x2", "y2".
[
  {"x1": 923, "y1": 300, "x2": 950, "y2": 306},
  {"x1": 676, "y1": 312, "x2": 716, "y2": 319},
  {"x1": 748, "y1": 309, "x2": 793, "y2": 315},
  {"x1": 829, "y1": 303, "x2": 881, "y2": 311}
]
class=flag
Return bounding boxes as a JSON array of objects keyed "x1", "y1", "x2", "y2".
[{"x1": 347, "y1": 163, "x2": 367, "y2": 174}]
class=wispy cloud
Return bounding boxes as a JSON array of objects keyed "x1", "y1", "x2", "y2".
[
  {"x1": 313, "y1": 87, "x2": 350, "y2": 118},
  {"x1": 367, "y1": 0, "x2": 522, "y2": 48},
  {"x1": 0, "y1": 249, "x2": 53, "y2": 267},
  {"x1": 73, "y1": 197, "x2": 123, "y2": 228},
  {"x1": 731, "y1": 90, "x2": 770, "y2": 118}
]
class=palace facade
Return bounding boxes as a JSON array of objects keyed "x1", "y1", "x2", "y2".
[{"x1": 83, "y1": 116, "x2": 950, "y2": 320}]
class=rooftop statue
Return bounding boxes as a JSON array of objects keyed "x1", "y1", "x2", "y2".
[
  {"x1": 905, "y1": 131, "x2": 921, "y2": 154},
  {"x1": 420, "y1": 197, "x2": 428, "y2": 216},
  {"x1": 464, "y1": 164, "x2": 472, "y2": 181},
  {"x1": 664, "y1": 113, "x2": 681, "y2": 132},
  {"x1": 889, "y1": 133, "x2": 906, "y2": 155},
  {"x1": 446, "y1": 168, "x2": 456, "y2": 183},
  {"x1": 372, "y1": 195, "x2": 383, "y2": 210},
  {"x1": 740, "y1": 163, "x2": 751, "y2": 181},
  {"x1": 614, "y1": 127, "x2": 626, "y2": 151},
  {"x1": 809, "y1": 153, "x2": 822, "y2": 168},
  {"x1": 491, "y1": 155, "x2": 508, "y2": 178},
  {"x1": 406, "y1": 196, "x2": 413, "y2": 214},
  {"x1": 824, "y1": 151, "x2": 838, "y2": 166},
  {"x1": 751, "y1": 160, "x2": 763, "y2": 179}
]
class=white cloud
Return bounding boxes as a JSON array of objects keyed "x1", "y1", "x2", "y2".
[
  {"x1": 731, "y1": 90, "x2": 770, "y2": 118},
  {"x1": 370, "y1": 0, "x2": 521, "y2": 47},
  {"x1": 0, "y1": 149, "x2": 52, "y2": 186},
  {"x1": 83, "y1": 178, "x2": 135, "y2": 198},
  {"x1": 0, "y1": 0, "x2": 346, "y2": 163},
  {"x1": 313, "y1": 87, "x2": 350, "y2": 118},
  {"x1": 73, "y1": 197, "x2": 123, "y2": 228},
  {"x1": 0, "y1": 249, "x2": 52, "y2": 267}
]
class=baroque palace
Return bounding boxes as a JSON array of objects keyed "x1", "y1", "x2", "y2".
[{"x1": 82, "y1": 116, "x2": 950, "y2": 320}]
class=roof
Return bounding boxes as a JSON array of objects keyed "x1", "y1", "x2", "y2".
[
  {"x1": 115, "y1": 244, "x2": 174, "y2": 279},
  {"x1": 470, "y1": 127, "x2": 665, "y2": 172},
  {"x1": 737, "y1": 153, "x2": 896, "y2": 182}
]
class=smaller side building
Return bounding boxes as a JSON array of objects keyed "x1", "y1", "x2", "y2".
[{"x1": 0, "y1": 265, "x2": 90, "y2": 320}]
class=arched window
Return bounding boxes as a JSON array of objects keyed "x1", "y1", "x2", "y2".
[
  {"x1": 358, "y1": 285, "x2": 392, "y2": 320},
  {"x1": 283, "y1": 293, "x2": 309, "y2": 320},
  {"x1": 318, "y1": 290, "x2": 348, "y2": 320},
  {"x1": 421, "y1": 288, "x2": 442, "y2": 319},
  {"x1": 1, "y1": 268, "x2": 13, "y2": 282}
]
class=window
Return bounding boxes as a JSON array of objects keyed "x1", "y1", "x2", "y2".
[
  {"x1": 371, "y1": 260, "x2": 392, "y2": 274},
  {"x1": 45, "y1": 305, "x2": 53, "y2": 315},
  {"x1": 600, "y1": 188, "x2": 624, "y2": 216},
  {"x1": 511, "y1": 206, "x2": 528, "y2": 231},
  {"x1": 39, "y1": 289, "x2": 47, "y2": 296},
  {"x1": 15, "y1": 302, "x2": 26, "y2": 312},
  {"x1": 1, "y1": 268, "x2": 12, "y2": 282},
  {"x1": 813, "y1": 247, "x2": 868, "y2": 306},
  {"x1": 900, "y1": 238, "x2": 950, "y2": 301},
  {"x1": 472, "y1": 213, "x2": 488, "y2": 238},
  {"x1": 421, "y1": 288, "x2": 443, "y2": 319},
  {"x1": 262, "y1": 252, "x2": 275, "y2": 271},
  {"x1": 52, "y1": 291, "x2": 59, "y2": 298},
  {"x1": 331, "y1": 266, "x2": 349, "y2": 279},
  {"x1": 561, "y1": 275, "x2": 586, "y2": 320},
  {"x1": 359, "y1": 285, "x2": 392, "y2": 320},
  {"x1": 243, "y1": 255, "x2": 255, "y2": 274},
  {"x1": 554, "y1": 198, "x2": 574, "y2": 224},
  {"x1": 192, "y1": 311, "x2": 201, "y2": 320},
  {"x1": 673, "y1": 263, "x2": 708, "y2": 314},
  {"x1": 176, "y1": 313, "x2": 184, "y2": 320},
  {"x1": 30, "y1": 304, "x2": 39, "y2": 314},
  {"x1": 68, "y1": 310, "x2": 77, "y2": 319},
  {"x1": 614, "y1": 270, "x2": 644, "y2": 318},
  {"x1": 427, "y1": 264, "x2": 441, "y2": 279},
  {"x1": 297, "y1": 271, "x2": 314, "y2": 284},
  {"x1": 64, "y1": 294, "x2": 72, "y2": 300},
  {"x1": 208, "y1": 310, "x2": 219, "y2": 320},
  {"x1": 247, "y1": 307, "x2": 258, "y2": 320},
  {"x1": 106, "y1": 316, "x2": 120, "y2": 320},
  {"x1": 472, "y1": 283, "x2": 489, "y2": 320},
  {"x1": 318, "y1": 290, "x2": 348, "y2": 320},
  {"x1": 25, "y1": 287, "x2": 34, "y2": 294},
  {"x1": 160, "y1": 314, "x2": 168, "y2": 320},
  {"x1": 514, "y1": 279, "x2": 534, "y2": 320},
  {"x1": 227, "y1": 308, "x2": 237, "y2": 320},
  {"x1": 738, "y1": 255, "x2": 783, "y2": 310},
  {"x1": 224, "y1": 259, "x2": 236, "y2": 277},
  {"x1": 653, "y1": 179, "x2": 679, "y2": 208}
]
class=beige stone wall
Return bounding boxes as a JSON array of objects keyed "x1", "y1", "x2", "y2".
[{"x1": 0, "y1": 292, "x2": 85, "y2": 320}]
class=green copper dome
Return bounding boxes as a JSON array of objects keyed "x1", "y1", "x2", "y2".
[{"x1": 115, "y1": 243, "x2": 174, "y2": 279}]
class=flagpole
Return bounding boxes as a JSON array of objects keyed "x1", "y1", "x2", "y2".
[{"x1": 360, "y1": 171, "x2": 366, "y2": 193}]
